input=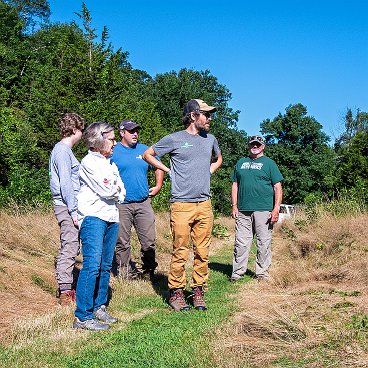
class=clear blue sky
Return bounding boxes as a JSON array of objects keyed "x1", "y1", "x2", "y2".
[{"x1": 48, "y1": 0, "x2": 367, "y2": 141}]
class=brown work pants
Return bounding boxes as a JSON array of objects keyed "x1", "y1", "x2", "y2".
[{"x1": 168, "y1": 200, "x2": 213, "y2": 290}]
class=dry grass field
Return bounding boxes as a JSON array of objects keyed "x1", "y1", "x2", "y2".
[
  {"x1": 0, "y1": 207, "x2": 367, "y2": 367},
  {"x1": 212, "y1": 212, "x2": 368, "y2": 367}
]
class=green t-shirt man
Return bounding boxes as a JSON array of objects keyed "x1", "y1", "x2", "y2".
[{"x1": 231, "y1": 155, "x2": 283, "y2": 212}]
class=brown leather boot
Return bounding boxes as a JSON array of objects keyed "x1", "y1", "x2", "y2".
[
  {"x1": 58, "y1": 290, "x2": 76, "y2": 306},
  {"x1": 168, "y1": 289, "x2": 190, "y2": 311},
  {"x1": 191, "y1": 286, "x2": 207, "y2": 311}
]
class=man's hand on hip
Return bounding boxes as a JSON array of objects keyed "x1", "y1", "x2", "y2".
[{"x1": 149, "y1": 186, "x2": 160, "y2": 197}]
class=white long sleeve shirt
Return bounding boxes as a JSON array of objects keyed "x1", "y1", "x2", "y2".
[{"x1": 77, "y1": 150, "x2": 126, "y2": 225}]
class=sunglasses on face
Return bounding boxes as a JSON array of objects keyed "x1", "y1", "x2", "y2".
[{"x1": 199, "y1": 111, "x2": 211, "y2": 118}]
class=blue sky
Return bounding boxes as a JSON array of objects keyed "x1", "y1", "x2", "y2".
[{"x1": 48, "y1": 1, "x2": 367, "y2": 141}]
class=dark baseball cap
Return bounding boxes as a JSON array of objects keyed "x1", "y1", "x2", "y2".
[
  {"x1": 119, "y1": 120, "x2": 141, "y2": 131},
  {"x1": 183, "y1": 99, "x2": 217, "y2": 116},
  {"x1": 249, "y1": 135, "x2": 265, "y2": 145}
]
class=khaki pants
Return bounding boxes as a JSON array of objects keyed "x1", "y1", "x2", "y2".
[
  {"x1": 231, "y1": 211, "x2": 273, "y2": 279},
  {"x1": 168, "y1": 200, "x2": 213, "y2": 290},
  {"x1": 53, "y1": 205, "x2": 80, "y2": 291},
  {"x1": 115, "y1": 198, "x2": 157, "y2": 271}
]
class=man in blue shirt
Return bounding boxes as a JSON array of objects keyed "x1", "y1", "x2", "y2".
[{"x1": 111, "y1": 120, "x2": 164, "y2": 280}]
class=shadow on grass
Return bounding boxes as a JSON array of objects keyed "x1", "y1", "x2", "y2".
[
  {"x1": 151, "y1": 271, "x2": 170, "y2": 304},
  {"x1": 209, "y1": 262, "x2": 232, "y2": 277},
  {"x1": 209, "y1": 262, "x2": 256, "y2": 279}
]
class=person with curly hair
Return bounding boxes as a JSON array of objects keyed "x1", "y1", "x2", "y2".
[{"x1": 49, "y1": 112, "x2": 85, "y2": 305}]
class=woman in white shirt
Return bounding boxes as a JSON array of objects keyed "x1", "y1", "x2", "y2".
[{"x1": 73, "y1": 122, "x2": 126, "y2": 331}]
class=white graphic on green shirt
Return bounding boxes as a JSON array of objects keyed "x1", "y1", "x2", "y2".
[{"x1": 240, "y1": 162, "x2": 263, "y2": 170}]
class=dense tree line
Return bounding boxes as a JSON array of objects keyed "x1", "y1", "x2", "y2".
[{"x1": 0, "y1": 1, "x2": 366, "y2": 213}]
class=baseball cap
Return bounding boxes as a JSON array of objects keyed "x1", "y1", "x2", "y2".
[
  {"x1": 249, "y1": 135, "x2": 265, "y2": 145},
  {"x1": 119, "y1": 120, "x2": 141, "y2": 131},
  {"x1": 183, "y1": 99, "x2": 217, "y2": 115}
]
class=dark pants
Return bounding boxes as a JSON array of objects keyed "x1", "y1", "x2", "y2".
[{"x1": 115, "y1": 198, "x2": 157, "y2": 271}]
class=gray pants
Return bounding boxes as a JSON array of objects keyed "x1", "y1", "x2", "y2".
[
  {"x1": 115, "y1": 198, "x2": 157, "y2": 271},
  {"x1": 232, "y1": 211, "x2": 273, "y2": 279},
  {"x1": 53, "y1": 205, "x2": 80, "y2": 291}
]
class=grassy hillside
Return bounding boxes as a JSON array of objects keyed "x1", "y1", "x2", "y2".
[{"x1": 0, "y1": 207, "x2": 367, "y2": 367}]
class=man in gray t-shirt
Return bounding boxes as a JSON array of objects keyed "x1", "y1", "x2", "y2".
[{"x1": 143, "y1": 99, "x2": 222, "y2": 312}]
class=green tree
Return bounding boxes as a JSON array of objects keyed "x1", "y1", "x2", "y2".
[
  {"x1": 0, "y1": 2, "x2": 247, "y2": 214},
  {"x1": 2, "y1": 0, "x2": 50, "y2": 31},
  {"x1": 0, "y1": 1, "x2": 28, "y2": 105},
  {"x1": 261, "y1": 103, "x2": 336, "y2": 204},
  {"x1": 0, "y1": 108, "x2": 49, "y2": 204},
  {"x1": 333, "y1": 108, "x2": 368, "y2": 203},
  {"x1": 335, "y1": 131, "x2": 368, "y2": 190},
  {"x1": 335, "y1": 108, "x2": 368, "y2": 150}
]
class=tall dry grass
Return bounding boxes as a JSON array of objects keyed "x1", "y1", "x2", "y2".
[
  {"x1": 212, "y1": 210, "x2": 368, "y2": 367},
  {"x1": 0, "y1": 208, "x2": 60, "y2": 340}
]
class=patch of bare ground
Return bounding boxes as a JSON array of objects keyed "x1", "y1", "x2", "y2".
[{"x1": 212, "y1": 212, "x2": 368, "y2": 368}]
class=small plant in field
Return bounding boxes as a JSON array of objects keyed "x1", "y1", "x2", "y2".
[
  {"x1": 315, "y1": 241, "x2": 325, "y2": 250},
  {"x1": 280, "y1": 225, "x2": 296, "y2": 240},
  {"x1": 31, "y1": 274, "x2": 55, "y2": 295},
  {"x1": 294, "y1": 218, "x2": 308, "y2": 230},
  {"x1": 212, "y1": 223, "x2": 229, "y2": 239},
  {"x1": 333, "y1": 301, "x2": 356, "y2": 309},
  {"x1": 329, "y1": 289, "x2": 361, "y2": 297},
  {"x1": 348, "y1": 314, "x2": 368, "y2": 330}
]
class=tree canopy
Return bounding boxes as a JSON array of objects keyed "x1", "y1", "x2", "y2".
[
  {"x1": 0, "y1": 1, "x2": 366, "y2": 211},
  {"x1": 261, "y1": 104, "x2": 336, "y2": 203}
]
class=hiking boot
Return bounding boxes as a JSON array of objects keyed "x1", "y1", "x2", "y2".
[
  {"x1": 58, "y1": 290, "x2": 76, "y2": 305},
  {"x1": 168, "y1": 289, "x2": 190, "y2": 311},
  {"x1": 94, "y1": 305, "x2": 118, "y2": 323},
  {"x1": 190, "y1": 286, "x2": 207, "y2": 311},
  {"x1": 257, "y1": 275, "x2": 270, "y2": 283},
  {"x1": 73, "y1": 317, "x2": 110, "y2": 331}
]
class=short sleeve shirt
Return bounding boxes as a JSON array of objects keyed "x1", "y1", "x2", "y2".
[
  {"x1": 111, "y1": 142, "x2": 156, "y2": 203},
  {"x1": 153, "y1": 130, "x2": 221, "y2": 202},
  {"x1": 231, "y1": 155, "x2": 283, "y2": 211}
]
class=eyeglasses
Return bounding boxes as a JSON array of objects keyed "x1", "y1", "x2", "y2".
[
  {"x1": 199, "y1": 111, "x2": 211, "y2": 118},
  {"x1": 105, "y1": 137, "x2": 116, "y2": 143}
]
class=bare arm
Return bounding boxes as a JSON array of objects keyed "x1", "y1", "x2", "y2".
[
  {"x1": 231, "y1": 181, "x2": 239, "y2": 219},
  {"x1": 149, "y1": 168, "x2": 164, "y2": 196},
  {"x1": 143, "y1": 147, "x2": 170, "y2": 173},
  {"x1": 270, "y1": 182, "x2": 283, "y2": 224},
  {"x1": 210, "y1": 153, "x2": 223, "y2": 175}
]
